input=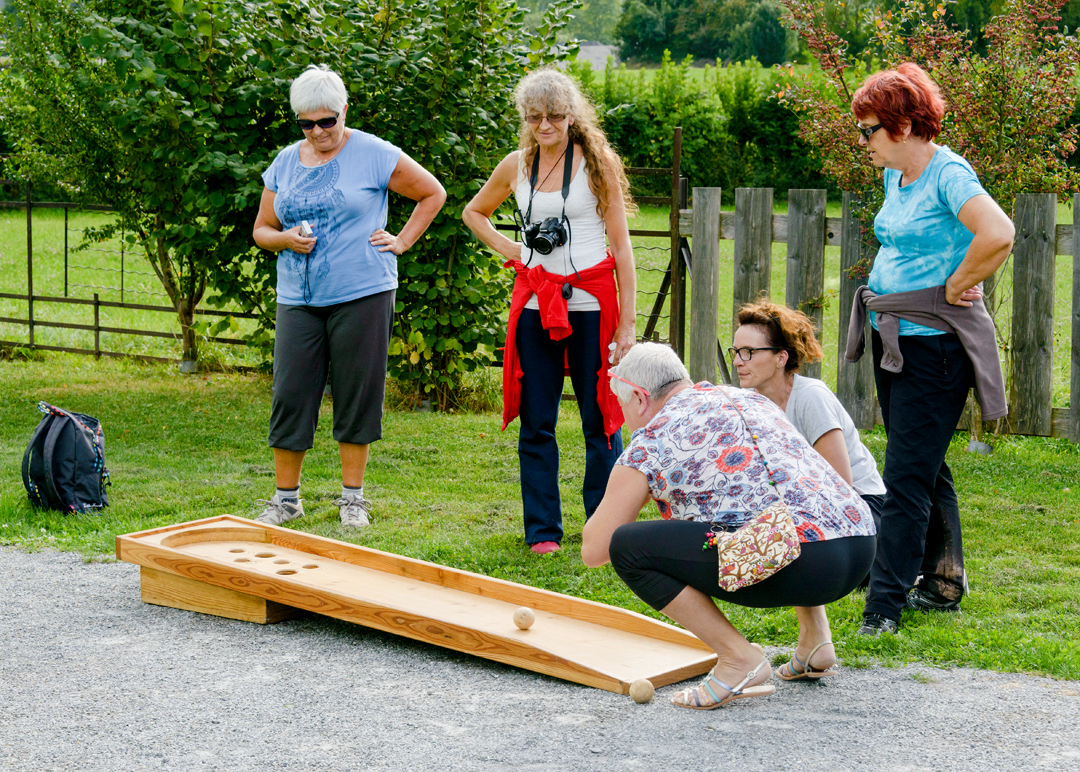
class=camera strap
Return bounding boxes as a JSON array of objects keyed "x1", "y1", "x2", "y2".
[{"x1": 521, "y1": 143, "x2": 575, "y2": 268}]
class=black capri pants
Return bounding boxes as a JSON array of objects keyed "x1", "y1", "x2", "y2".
[
  {"x1": 268, "y1": 290, "x2": 394, "y2": 451},
  {"x1": 610, "y1": 520, "x2": 876, "y2": 611}
]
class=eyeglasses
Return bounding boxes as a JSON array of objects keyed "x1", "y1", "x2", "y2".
[
  {"x1": 608, "y1": 371, "x2": 651, "y2": 397},
  {"x1": 525, "y1": 113, "x2": 567, "y2": 126},
  {"x1": 296, "y1": 113, "x2": 340, "y2": 131},
  {"x1": 727, "y1": 346, "x2": 782, "y2": 362},
  {"x1": 855, "y1": 122, "x2": 883, "y2": 139}
]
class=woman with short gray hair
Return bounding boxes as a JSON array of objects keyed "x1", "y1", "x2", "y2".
[
  {"x1": 252, "y1": 64, "x2": 446, "y2": 529},
  {"x1": 583, "y1": 343, "x2": 876, "y2": 710}
]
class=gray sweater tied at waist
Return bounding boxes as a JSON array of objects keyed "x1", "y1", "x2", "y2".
[{"x1": 844, "y1": 285, "x2": 1008, "y2": 421}]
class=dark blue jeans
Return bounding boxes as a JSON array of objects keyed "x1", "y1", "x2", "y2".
[
  {"x1": 865, "y1": 330, "x2": 973, "y2": 623},
  {"x1": 516, "y1": 308, "x2": 623, "y2": 545}
]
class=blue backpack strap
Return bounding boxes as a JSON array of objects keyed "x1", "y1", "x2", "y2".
[
  {"x1": 41, "y1": 412, "x2": 73, "y2": 512},
  {"x1": 22, "y1": 413, "x2": 54, "y2": 509}
]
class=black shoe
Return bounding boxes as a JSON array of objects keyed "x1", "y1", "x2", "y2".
[
  {"x1": 907, "y1": 587, "x2": 961, "y2": 612},
  {"x1": 857, "y1": 614, "x2": 898, "y2": 636}
]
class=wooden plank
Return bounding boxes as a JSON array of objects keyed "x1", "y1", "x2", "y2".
[
  {"x1": 732, "y1": 188, "x2": 773, "y2": 333},
  {"x1": 1057, "y1": 223, "x2": 1074, "y2": 257},
  {"x1": 785, "y1": 190, "x2": 828, "y2": 381},
  {"x1": 668, "y1": 134, "x2": 685, "y2": 358},
  {"x1": 140, "y1": 566, "x2": 304, "y2": 624},
  {"x1": 678, "y1": 210, "x2": 843, "y2": 245},
  {"x1": 1009, "y1": 194, "x2": 1056, "y2": 436},
  {"x1": 837, "y1": 192, "x2": 876, "y2": 430},
  {"x1": 688, "y1": 187, "x2": 722, "y2": 384},
  {"x1": 1073, "y1": 194, "x2": 1080, "y2": 443},
  {"x1": 116, "y1": 517, "x2": 716, "y2": 694}
]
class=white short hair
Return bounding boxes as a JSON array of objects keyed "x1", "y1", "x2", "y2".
[
  {"x1": 609, "y1": 343, "x2": 692, "y2": 402},
  {"x1": 290, "y1": 65, "x2": 348, "y2": 115}
]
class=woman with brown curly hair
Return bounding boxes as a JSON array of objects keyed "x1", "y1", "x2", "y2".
[
  {"x1": 462, "y1": 68, "x2": 636, "y2": 554},
  {"x1": 732, "y1": 299, "x2": 884, "y2": 677}
]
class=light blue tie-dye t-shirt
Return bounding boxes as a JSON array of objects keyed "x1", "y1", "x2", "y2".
[
  {"x1": 262, "y1": 130, "x2": 401, "y2": 306},
  {"x1": 869, "y1": 146, "x2": 988, "y2": 336}
]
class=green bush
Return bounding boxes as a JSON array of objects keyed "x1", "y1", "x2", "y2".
[{"x1": 570, "y1": 55, "x2": 836, "y2": 199}]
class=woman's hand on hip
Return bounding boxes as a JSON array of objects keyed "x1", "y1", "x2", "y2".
[
  {"x1": 945, "y1": 283, "x2": 983, "y2": 307},
  {"x1": 370, "y1": 229, "x2": 408, "y2": 255},
  {"x1": 284, "y1": 226, "x2": 317, "y2": 254}
]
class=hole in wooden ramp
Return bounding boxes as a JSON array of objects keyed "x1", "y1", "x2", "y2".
[
  {"x1": 273, "y1": 560, "x2": 289, "y2": 565},
  {"x1": 276, "y1": 570, "x2": 297, "y2": 575},
  {"x1": 235, "y1": 558, "x2": 250, "y2": 563},
  {"x1": 229, "y1": 549, "x2": 245, "y2": 553},
  {"x1": 255, "y1": 552, "x2": 275, "y2": 558},
  {"x1": 302, "y1": 564, "x2": 318, "y2": 569}
]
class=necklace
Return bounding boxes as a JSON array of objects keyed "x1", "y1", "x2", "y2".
[{"x1": 534, "y1": 146, "x2": 567, "y2": 191}]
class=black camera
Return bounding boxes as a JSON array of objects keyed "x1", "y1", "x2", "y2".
[{"x1": 522, "y1": 216, "x2": 567, "y2": 256}]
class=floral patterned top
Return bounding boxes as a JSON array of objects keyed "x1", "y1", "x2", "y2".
[{"x1": 616, "y1": 383, "x2": 875, "y2": 543}]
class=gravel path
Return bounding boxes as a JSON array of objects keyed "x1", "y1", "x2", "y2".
[{"x1": 1, "y1": 547, "x2": 1077, "y2": 771}]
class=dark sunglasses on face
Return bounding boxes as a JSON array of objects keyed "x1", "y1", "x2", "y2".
[
  {"x1": 296, "y1": 113, "x2": 340, "y2": 131},
  {"x1": 856, "y1": 122, "x2": 883, "y2": 139},
  {"x1": 525, "y1": 113, "x2": 567, "y2": 125}
]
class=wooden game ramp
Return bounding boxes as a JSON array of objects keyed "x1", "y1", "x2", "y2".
[{"x1": 116, "y1": 516, "x2": 717, "y2": 694}]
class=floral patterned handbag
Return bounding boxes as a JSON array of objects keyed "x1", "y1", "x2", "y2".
[{"x1": 707, "y1": 390, "x2": 802, "y2": 592}]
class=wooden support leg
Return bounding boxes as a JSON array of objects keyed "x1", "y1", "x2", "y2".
[{"x1": 139, "y1": 566, "x2": 305, "y2": 625}]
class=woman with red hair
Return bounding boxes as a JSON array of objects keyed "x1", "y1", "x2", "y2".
[{"x1": 849, "y1": 64, "x2": 1014, "y2": 635}]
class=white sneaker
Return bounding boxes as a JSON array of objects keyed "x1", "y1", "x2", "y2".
[
  {"x1": 254, "y1": 494, "x2": 305, "y2": 525},
  {"x1": 334, "y1": 493, "x2": 370, "y2": 528}
]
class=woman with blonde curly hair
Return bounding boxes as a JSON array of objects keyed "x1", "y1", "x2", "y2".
[{"x1": 463, "y1": 68, "x2": 636, "y2": 554}]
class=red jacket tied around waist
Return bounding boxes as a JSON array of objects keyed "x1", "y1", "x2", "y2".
[{"x1": 501, "y1": 253, "x2": 624, "y2": 440}]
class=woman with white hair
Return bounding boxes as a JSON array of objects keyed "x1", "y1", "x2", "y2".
[
  {"x1": 582, "y1": 343, "x2": 877, "y2": 709},
  {"x1": 252, "y1": 65, "x2": 446, "y2": 529},
  {"x1": 463, "y1": 68, "x2": 637, "y2": 555}
]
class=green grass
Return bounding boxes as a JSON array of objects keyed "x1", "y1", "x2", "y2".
[{"x1": 1, "y1": 355, "x2": 1078, "y2": 679}]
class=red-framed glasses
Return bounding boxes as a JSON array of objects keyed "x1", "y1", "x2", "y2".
[{"x1": 608, "y1": 370, "x2": 650, "y2": 397}]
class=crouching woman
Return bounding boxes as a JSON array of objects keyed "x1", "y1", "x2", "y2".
[{"x1": 581, "y1": 343, "x2": 877, "y2": 709}]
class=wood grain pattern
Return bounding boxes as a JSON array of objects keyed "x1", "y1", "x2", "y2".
[
  {"x1": 117, "y1": 517, "x2": 717, "y2": 694},
  {"x1": 140, "y1": 566, "x2": 303, "y2": 624},
  {"x1": 786, "y1": 190, "x2": 827, "y2": 381},
  {"x1": 732, "y1": 188, "x2": 774, "y2": 333},
  {"x1": 837, "y1": 192, "x2": 876, "y2": 430},
  {"x1": 1010, "y1": 194, "x2": 1056, "y2": 436},
  {"x1": 688, "y1": 187, "x2": 722, "y2": 384}
]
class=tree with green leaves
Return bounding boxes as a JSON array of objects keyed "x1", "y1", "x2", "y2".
[{"x1": 0, "y1": 0, "x2": 312, "y2": 363}]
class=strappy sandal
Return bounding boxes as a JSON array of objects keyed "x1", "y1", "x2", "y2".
[
  {"x1": 776, "y1": 641, "x2": 838, "y2": 681},
  {"x1": 671, "y1": 658, "x2": 775, "y2": 710}
]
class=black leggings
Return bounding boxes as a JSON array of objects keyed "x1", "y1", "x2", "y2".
[{"x1": 609, "y1": 520, "x2": 877, "y2": 611}]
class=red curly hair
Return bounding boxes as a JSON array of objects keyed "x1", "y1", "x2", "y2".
[
  {"x1": 851, "y1": 62, "x2": 945, "y2": 142},
  {"x1": 736, "y1": 299, "x2": 823, "y2": 375}
]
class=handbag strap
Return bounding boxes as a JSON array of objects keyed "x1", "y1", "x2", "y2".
[{"x1": 716, "y1": 386, "x2": 779, "y2": 492}]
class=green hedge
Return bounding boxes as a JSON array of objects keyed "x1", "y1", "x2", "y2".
[{"x1": 570, "y1": 54, "x2": 841, "y2": 201}]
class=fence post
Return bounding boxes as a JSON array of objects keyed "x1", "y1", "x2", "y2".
[
  {"x1": 1010, "y1": 194, "x2": 1056, "y2": 436},
  {"x1": 26, "y1": 181, "x2": 34, "y2": 348},
  {"x1": 785, "y1": 189, "x2": 827, "y2": 381},
  {"x1": 94, "y1": 293, "x2": 101, "y2": 359},
  {"x1": 668, "y1": 128, "x2": 685, "y2": 358},
  {"x1": 1073, "y1": 193, "x2": 1080, "y2": 443},
  {"x1": 64, "y1": 206, "x2": 69, "y2": 298},
  {"x1": 732, "y1": 187, "x2": 773, "y2": 333},
  {"x1": 688, "y1": 187, "x2": 722, "y2": 384},
  {"x1": 837, "y1": 192, "x2": 876, "y2": 430}
]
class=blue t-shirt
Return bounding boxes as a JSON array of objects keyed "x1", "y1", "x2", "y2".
[
  {"x1": 262, "y1": 130, "x2": 402, "y2": 306},
  {"x1": 869, "y1": 146, "x2": 988, "y2": 335}
]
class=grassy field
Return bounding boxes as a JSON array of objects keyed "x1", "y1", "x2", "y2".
[
  {"x1": 0, "y1": 355, "x2": 1077, "y2": 680},
  {"x1": 2, "y1": 197, "x2": 1076, "y2": 406}
]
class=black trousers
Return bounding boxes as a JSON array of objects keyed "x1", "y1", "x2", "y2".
[
  {"x1": 865, "y1": 330, "x2": 973, "y2": 622},
  {"x1": 609, "y1": 519, "x2": 876, "y2": 612}
]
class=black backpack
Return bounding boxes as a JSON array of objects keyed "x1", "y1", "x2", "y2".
[{"x1": 22, "y1": 401, "x2": 110, "y2": 514}]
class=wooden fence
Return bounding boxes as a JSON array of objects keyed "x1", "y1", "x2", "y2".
[{"x1": 682, "y1": 188, "x2": 1079, "y2": 443}]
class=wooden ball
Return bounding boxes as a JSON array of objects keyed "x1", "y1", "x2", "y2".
[
  {"x1": 513, "y1": 607, "x2": 535, "y2": 630},
  {"x1": 629, "y1": 678, "x2": 655, "y2": 704}
]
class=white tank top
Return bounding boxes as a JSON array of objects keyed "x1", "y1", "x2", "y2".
[{"x1": 514, "y1": 150, "x2": 609, "y2": 311}]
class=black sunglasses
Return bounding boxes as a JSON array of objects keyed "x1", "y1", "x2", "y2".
[
  {"x1": 296, "y1": 113, "x2": 340, "y2": 131},
  {"x1": 856, "y1": 122, "x2": 883, "y2": 139}
]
